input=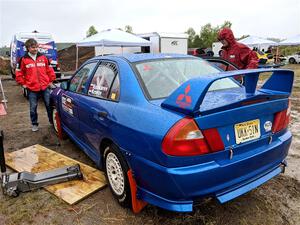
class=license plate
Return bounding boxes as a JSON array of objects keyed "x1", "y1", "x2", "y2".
[{"x1": 234, "y1": 119, "x2": 261, "y2": 144}]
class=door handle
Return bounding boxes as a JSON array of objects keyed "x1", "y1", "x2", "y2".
[{"x1": 98, "y1": 111, "x2": 108, "y2": 118}]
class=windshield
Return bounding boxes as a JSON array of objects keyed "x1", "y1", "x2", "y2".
[{"x1": 135, "y1": 58, "x2": 240, "y2": 99}]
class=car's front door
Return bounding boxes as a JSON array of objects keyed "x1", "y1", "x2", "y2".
[
  {"x1": 76, "y1": 61, "x2": 120, "y2": 159},
  {"x1": 60, "y1": 61, "x2": 98, "y2": 137}
]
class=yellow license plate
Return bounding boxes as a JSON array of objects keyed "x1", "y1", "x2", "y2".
[{"x1": 234, "y1": 119, "x2": 261, "y2": 144}]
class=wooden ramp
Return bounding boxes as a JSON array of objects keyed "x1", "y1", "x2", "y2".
[{"x1": 5, "y1": 144, "x2": 106, "y2": 205}]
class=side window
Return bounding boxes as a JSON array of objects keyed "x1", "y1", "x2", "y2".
[
  {"x1": 88, "y1": 62, "x2": 120, "y2": 100},
  {"x1": 209, "y1": 61, "x2": 237, "y2": 71},
  {"x1": 69, "y1": 62, "x2": 97, "y2": 93},
  {"x1": 109, "y1": 75, "x2": 120, "y2": 101}
]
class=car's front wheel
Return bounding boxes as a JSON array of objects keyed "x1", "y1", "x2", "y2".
[
  {"x1": 289, "y1": 57, "x2": 296, "y2": 64},
  {"x1": 104, "y1": 144, "x2": 132, "y2": 208}
]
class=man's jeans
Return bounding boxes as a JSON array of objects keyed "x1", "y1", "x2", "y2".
[{"x1": 28, "y1": 88, "x2": 52, "y2": 126}]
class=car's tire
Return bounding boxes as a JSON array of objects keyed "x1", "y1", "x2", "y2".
[
  {"x1": 52, "y1": 107, "x2": 67, "y2": 139},
  {"x1": 289, "y1": 58, "x2": 296, "y2": 64},
  {"x1": 104, "y1": 144, "x2": 132, "y2": 208}
]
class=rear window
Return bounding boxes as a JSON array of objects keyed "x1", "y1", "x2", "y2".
[{"x1": 135, "y1": 58, "x2": 240, "y2": 99}]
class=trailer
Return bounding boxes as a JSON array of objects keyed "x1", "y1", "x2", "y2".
[
  {"x1": 10, "y1": 31, "x2": 61, "y2": 79},
  {"x1": 138, "y1": 32, "x2": 188, "y2": 54},
  {"x1": 94, "y1": 32, "x2": 188, "y2": 55}
]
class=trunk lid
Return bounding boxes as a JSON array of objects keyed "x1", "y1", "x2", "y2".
[{"x1": 161, "y1": 68, "x2": 293, "y2": 152}]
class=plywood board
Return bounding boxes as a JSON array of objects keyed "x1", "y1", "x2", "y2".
[{"x1": 5, "y1": 144, "x2": 106, "y2": 205}]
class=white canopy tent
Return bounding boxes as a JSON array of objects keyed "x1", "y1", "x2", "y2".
[
  {"x1": 279, "y1": 34, "x2": 300, "y2": 46},
  {"x1": 76, "y1": 29, "x2": 151, "y2": 68},
  {"x1": 238, "y1": 36, "x2": 278, "y2": 48}
]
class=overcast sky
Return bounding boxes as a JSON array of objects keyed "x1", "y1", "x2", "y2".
[{"x1": 0, "y1": 0, "x2": 299, "y2": 46}]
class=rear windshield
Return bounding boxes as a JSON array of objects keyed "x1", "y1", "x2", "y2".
[{"x1": 135, "y1": 58, "x2": 240, "y2": 99}]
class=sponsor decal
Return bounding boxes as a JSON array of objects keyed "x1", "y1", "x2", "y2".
[
  {"x1": 88, "y1": 84, "x2": 108, "y2": 97},
  {"x1": 229, "y1": 55, "x2": 236, "y2": 59},
  {"x1": 36, "y1": 62, "x2": 46, "y2": 67},
  {"x1": 38, "y1": 44, "x2": 53, "y2": 50},
  {"x1": 264, "y1": 121, "x2": 272, "y2": 132},
  {"x1": 25, "y1": 63, "x2": 35, "y2": 68},
  {"x1": 176, "y1": 84, "x2": 192, "y2": 108},
  {"x1": 62, "y1": 94, "x2": 74, "y2": 115},
  {"x1": 111, "y1": 93, "x2": 116, "y2": 100}
]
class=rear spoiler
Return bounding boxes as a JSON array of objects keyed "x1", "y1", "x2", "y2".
[{"x1": 161, "y1": 69, "x2": 294, "y2": 116}]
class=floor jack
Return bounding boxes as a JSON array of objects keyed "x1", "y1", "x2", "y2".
[{"x1": 0, "y1": 131, "x2": 83, "y2": 197}]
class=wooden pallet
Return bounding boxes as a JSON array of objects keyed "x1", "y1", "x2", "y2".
[{"x1": 5, "y1": 144, "x2": 106, "y2": 204}]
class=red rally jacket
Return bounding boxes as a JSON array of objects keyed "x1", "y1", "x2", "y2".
[
  {"x1": 15, "y1": 53, "x2": 56, "y2": 91},
  {"x1": 218, "y1": 28, "x2": 259, "y2": 70}
]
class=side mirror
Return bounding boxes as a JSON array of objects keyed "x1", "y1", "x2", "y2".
[{"x1": 60, "y1": 81, "x2": 68, "y2": 90}]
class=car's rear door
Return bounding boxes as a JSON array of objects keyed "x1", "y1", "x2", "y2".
[
  {"x1": 59, "y1": 61, "x2": 98, "y2": 137},
  {"x1": 76, "y1": 61, "x2": 120, "y2": 157}
]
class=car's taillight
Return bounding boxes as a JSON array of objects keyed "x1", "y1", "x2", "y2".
[
  {"x1": 162, "y1": 117, "x2": 224, "y2": 156},
  {"x1": 272, "y1": 99, "x2": 291, "y2": 133}
]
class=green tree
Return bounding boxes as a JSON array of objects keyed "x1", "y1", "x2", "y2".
[
  {"x1": 185, "y1": 27, "x2": 196, "y2": 47},
  {"x1": 125, "y1": 25, "x2": 133, "y2": 33},
  {"x1": 86, "y1": 26, "x2": 98, "y2": 37},
  {"x1": 198, "y1": 23, "x2": 218, "y2": 48},
  {"x1": 219, "y1": 20, "x2": 232, "y2": 29},
  {"x1": 186, "y1": 21, "x2": 232, "y2": 48}
]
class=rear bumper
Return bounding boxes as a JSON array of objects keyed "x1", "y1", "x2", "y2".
[{"x1": 128, "y1": 131, "x2": 292, "y2": 212}]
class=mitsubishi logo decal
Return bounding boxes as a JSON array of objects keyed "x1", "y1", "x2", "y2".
[{"x1": 176, "y1": 84, "x2": 192, "y2": 108}]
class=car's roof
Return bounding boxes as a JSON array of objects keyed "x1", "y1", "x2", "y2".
[{"x1": 91, "y1": 53, "x2": 194, "y2": 63}]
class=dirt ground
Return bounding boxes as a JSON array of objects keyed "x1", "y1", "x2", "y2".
[{"x1": 0, "y1": 65, "x2": 300, "y2": 225}]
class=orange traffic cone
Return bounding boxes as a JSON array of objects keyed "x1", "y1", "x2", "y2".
[{"x1": 0, "y1": 103, "x2": 7, "y2": 116}]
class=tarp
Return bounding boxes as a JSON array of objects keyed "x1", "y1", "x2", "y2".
[
  {"x1": 238, "y1": 36, "x2": 278, "y2": 46},
  {"x1": 279, "y1": 34, "x2": 300, "y2": 46},
  {"x1": 77, "y1": 29, "x2": 151, "y2": 47}
]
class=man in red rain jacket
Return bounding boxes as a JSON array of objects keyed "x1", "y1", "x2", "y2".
[
  {"x1": 16, "y1": 38, "x2": 56, "y2": 132},
  {"x1": 218, "y1": 28, "x2": 259, "y2": 69}
]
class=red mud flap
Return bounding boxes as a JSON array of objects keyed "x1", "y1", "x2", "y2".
[
  {"x1": 54, "y1": 111, "x2": 65, "y2": 140},
  {"x1": 127, "y1": 170, "x2": 148, "y2": 213},
  {"x1": 216, "y1": 165, "x2": 284, "y2": 204}
]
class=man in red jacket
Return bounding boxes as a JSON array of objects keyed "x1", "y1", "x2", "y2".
[
  {"x1": 218, "y1": 28, "x2": 259, "y2": 69},
  {"x1": 16, "y1": 38, "x2": 56, "y2": 132}
]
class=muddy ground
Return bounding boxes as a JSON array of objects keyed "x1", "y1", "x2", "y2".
[{"x1": 0, "y1": 65, "x2": 299, "y2": 225}]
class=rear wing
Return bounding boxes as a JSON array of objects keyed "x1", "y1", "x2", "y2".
[{"x1": 161, "y1": 69, "x2": 294, "y2": 116}]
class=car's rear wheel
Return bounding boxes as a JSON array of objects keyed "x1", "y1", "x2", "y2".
[
  {"x1": 104, "y1": 144, "x2": 131, "y2": 208},
  {"x1": 289, "y1": 58, "x2": 296, "y2": 64}
]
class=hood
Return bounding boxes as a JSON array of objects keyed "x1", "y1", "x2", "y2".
[{"x1": 218, "y1": 28, "x2": 236, "y2": 47}]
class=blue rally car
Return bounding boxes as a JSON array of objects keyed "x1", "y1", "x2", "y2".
[{"x1": 50, "y1": 54, "x2": 293, "y2": 213}]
